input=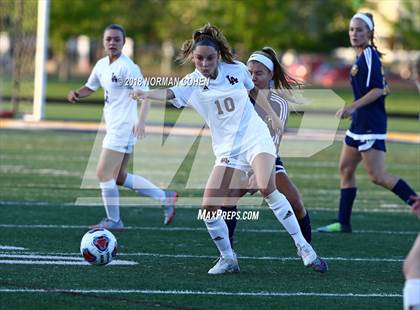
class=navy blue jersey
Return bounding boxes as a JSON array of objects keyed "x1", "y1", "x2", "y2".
[{"x1": 348, "y1": 46, "x2": 388, "y2": 140}]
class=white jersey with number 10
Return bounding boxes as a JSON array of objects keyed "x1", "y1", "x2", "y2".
[{"x1": 170, "y1": 61, "x2": 274, "y2": 159}]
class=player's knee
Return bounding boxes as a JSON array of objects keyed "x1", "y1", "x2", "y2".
[
  {"x1": 340, "y1": 164, "x2": 355, "y2": 178},
  {"x1": 96, "y1": 168, "x2": 106, "y2": 182},
  {"x1": 368, "y1": 171, "x2": 385, "y2": 186}
]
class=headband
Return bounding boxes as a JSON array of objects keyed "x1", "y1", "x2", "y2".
[
  {"x1": 351, "y1": 13, "x2": 374, "y2": 30},
  {"x1": 247, "y1": 52, "x2": 274, "y2": 72},
  {"x1": 194, "y1": 37, "x2": 220, "y2": 51}
]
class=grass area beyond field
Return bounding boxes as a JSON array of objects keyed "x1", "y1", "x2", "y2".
[{"x1": 0, "y1": 129, "x2": 419, "y2": 309}]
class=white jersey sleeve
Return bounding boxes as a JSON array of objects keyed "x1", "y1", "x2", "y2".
[
  {"x1": 169, "y1": 74, "x2": 196, "y2": 108},
  {"x1": 238, "y1": 61, "x2": 254, "y2": 90},
  {"x1": 85, "y1": 62, "x2": 101, "y2": 91}
]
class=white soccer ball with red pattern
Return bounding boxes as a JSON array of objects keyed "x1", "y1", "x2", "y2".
[{"x1": 80, "y1": 228, "x2": 117, "y2": 265}]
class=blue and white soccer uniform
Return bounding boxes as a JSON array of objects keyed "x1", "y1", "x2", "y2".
[
  {"x1": 170, "y1": 61, "x2": 276, "y2": 172},
  {"x1": 86, "y1": 54, "x2": 149, "y2": 153},
  {"x1": 253, "y1": 90, "x2": 289, "y2": 174},
  {"x1": 345, "y1": 45, "x2": 388, "y2": 152}
]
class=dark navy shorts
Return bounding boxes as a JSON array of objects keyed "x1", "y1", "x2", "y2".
[
  {"x1": 275, "y1": 157, "x2": 286, "y2": 174},
  {"x1": 344, "y1": 135, "x2": 386, "y2": 152}
]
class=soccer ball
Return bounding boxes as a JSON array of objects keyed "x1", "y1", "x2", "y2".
[{"x1": 80, "y1": 228, "x2": 118, "y2": 265}]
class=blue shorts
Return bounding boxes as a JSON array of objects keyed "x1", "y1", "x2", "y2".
[
  {"x1": 344, "y1": 135, "x2": 386, "y2": 152},
  {"x1": 275, "y1": 157, "x2": 287, "y2": 174}
]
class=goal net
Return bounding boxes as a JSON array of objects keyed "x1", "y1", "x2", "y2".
[{"x1": 0, "y1": 0, "x2": 40, "y2": 118}]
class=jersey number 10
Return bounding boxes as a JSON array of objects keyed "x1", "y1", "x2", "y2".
[{"x1": 215, "y1": 97, "x2": 235, "y2": 115}]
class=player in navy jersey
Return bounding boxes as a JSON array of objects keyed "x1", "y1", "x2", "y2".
[
  {"x1": 131, "y1": 24, "x2": 327, "y2": 274},
  {"x1": 67, "y1": 25, "x2": 176, "y2": 230},
  {"x1": 221, "y1": 47, "x2": 313, "y2": 246},
  {"x1": 317, "y1": 13, "x2": 417, "y2": 233}
]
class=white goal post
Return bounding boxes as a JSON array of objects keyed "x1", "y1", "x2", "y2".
[{"x1": 31, "y1": 0, "x2": 50, "y2": 121}]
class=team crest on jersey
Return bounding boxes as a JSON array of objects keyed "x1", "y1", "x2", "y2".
[
  {"x1": 220, "y1": 157, "x2": 230, "y2": 164},
  {"x1": 350, "y1": 64, "x2": 358, "y2": 76},
  {"x1": 226, "y1": 75, "x2": 238, "y2": 85}
]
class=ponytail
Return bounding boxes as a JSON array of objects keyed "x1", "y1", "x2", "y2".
[
  {"x1": 259, "y1": 47, "x2": 301, "y2": 90},
  {"x1": 364, "y1": 13, "x2": 384, "y2": 58},
  {"x1": 177, "y1": 23, "x2": 235, "y2": 64}
]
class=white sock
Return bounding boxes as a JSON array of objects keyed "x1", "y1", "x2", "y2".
[
  {"x1": 99, "y1": 179, "x2": 120, "y2": 222},
  {"x1": 404, "y1": 279, "x2": 420, "y2": 310},
  {"x1": 265, "y1": 190, "x2": 308, "y2": 248},
  {"x1": 123, "y1": 173, "x2": 166, "y2": 203},
  {"x1": 204, "y1": 216, "x2": 234, "y2": 259}
]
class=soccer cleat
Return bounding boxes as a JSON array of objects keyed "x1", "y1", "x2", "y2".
[
  {"x1": 89, "y1": 218, "x2": 124, "y2": 231},
  {"x1": 317, "y1": 222, "x2": 352, "y2": 233},
  {"x1": 308, "y1": 256, "x2": 329, "y2": 273},
  {"x1": 208, "y1": 255, "x2": 240, "y2": 275},
  {"x1": 297, "y1": 244, "x2": 328, "y2": 273},
  {"x1": 163, "y1": 191, "x2": 177, "y2": 225}
]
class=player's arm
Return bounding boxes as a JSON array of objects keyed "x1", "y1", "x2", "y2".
[
  {"x1": 131, "y1": 88, "x2": 175, "y2": 101},
  {"x1": 336, "y1": 88, "x2": 383, "y2": 118},
  {"x1": 67, "y1": 86, "x2": 95, "y2": 103},
  {"x1": 249, "y1": 87, "x2": 283, "y2": 134},
  {"x1": 133, "y1": 99, "x2": 150, "y2": 139}
]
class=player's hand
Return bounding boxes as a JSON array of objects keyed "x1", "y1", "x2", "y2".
[
  {"x1": 67, "y1": 90, "x2": 80, "y2": 103},
  {"x1": 133, "y1": 121, "x2": 146, "y2": 139},
  {"x1": 409, "y1": 195, "x2": 420, "y2": 219},
  {"x1": 336, "y1": 106, "x2": 355, "y2": 119},
  {"x1": 130, "y1": 90, "x2": 148, "y2": 101},
  {"x1": 269, "y1": 115, "x2": 283, "y2": 136}
]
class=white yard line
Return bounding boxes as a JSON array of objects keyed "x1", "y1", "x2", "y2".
[
  {"x1": 0, "y1": 251, "x2": 405, "y2": 263},
  {"x1": 0, "y1": 288, "x2": 402, "y2": 298},
  {"x1": 0, "y1": 259, "x2": 137, "y2": 266},
  {"x1": 0, "y1": 223, "x2": 416, "y2": 235},
  {"x1": 0, "y1": 246, "x2": 27, "y2": 250}
]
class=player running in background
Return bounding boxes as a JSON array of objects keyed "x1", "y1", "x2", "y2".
[
  {"x1": 131, "y1": 24, "x2": 327, "y2": 274},
  {"x1": 403, "y1": 195, "x2": 420, "y2": 310},
  {"x1": 317, "y1": 13, "x2": 417, "y2": 233},
  {"x1": 221, "y1": 46, "x2": 312, "y2": 248},
  {"x1": 67, "y1": 24, "x2": 176, "y2": 230}
]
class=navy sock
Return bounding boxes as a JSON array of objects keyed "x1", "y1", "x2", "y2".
[
  {"x1": 338, "y1": 188, "x2": 357, "y2": 226},
  {"x1": 391, "y1": 179, "x2": 417, "y2": 205},
  {"x1": 221, "y1": 206, "x2": 237, "y2": 248},
  {"x1": 297, "y1": 210, "x2": 312, "y2": 244}
]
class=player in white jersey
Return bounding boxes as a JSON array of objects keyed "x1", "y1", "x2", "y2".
[
  {"x1": 131, "y1": 24, "x2": 327, "y2": 274},
  {"x1": 67, "y1": 24, "x2": 176, "y2": 230}
]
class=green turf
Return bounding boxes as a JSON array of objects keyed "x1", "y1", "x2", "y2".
[{"x1": 0, "y1": 129, "x2": 419, "y2": 309}]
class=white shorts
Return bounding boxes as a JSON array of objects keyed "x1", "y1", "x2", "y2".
[
  {"x1": 215, "y1": 137, "x2": 276, "y2": 173},
  {"x1": 102, "y1": 132, "x2": 136, "y2": 154}
]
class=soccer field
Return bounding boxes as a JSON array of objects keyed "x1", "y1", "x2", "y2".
[{"x1": 0, "y1": 129, "x2": 419, "y2": 309}]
